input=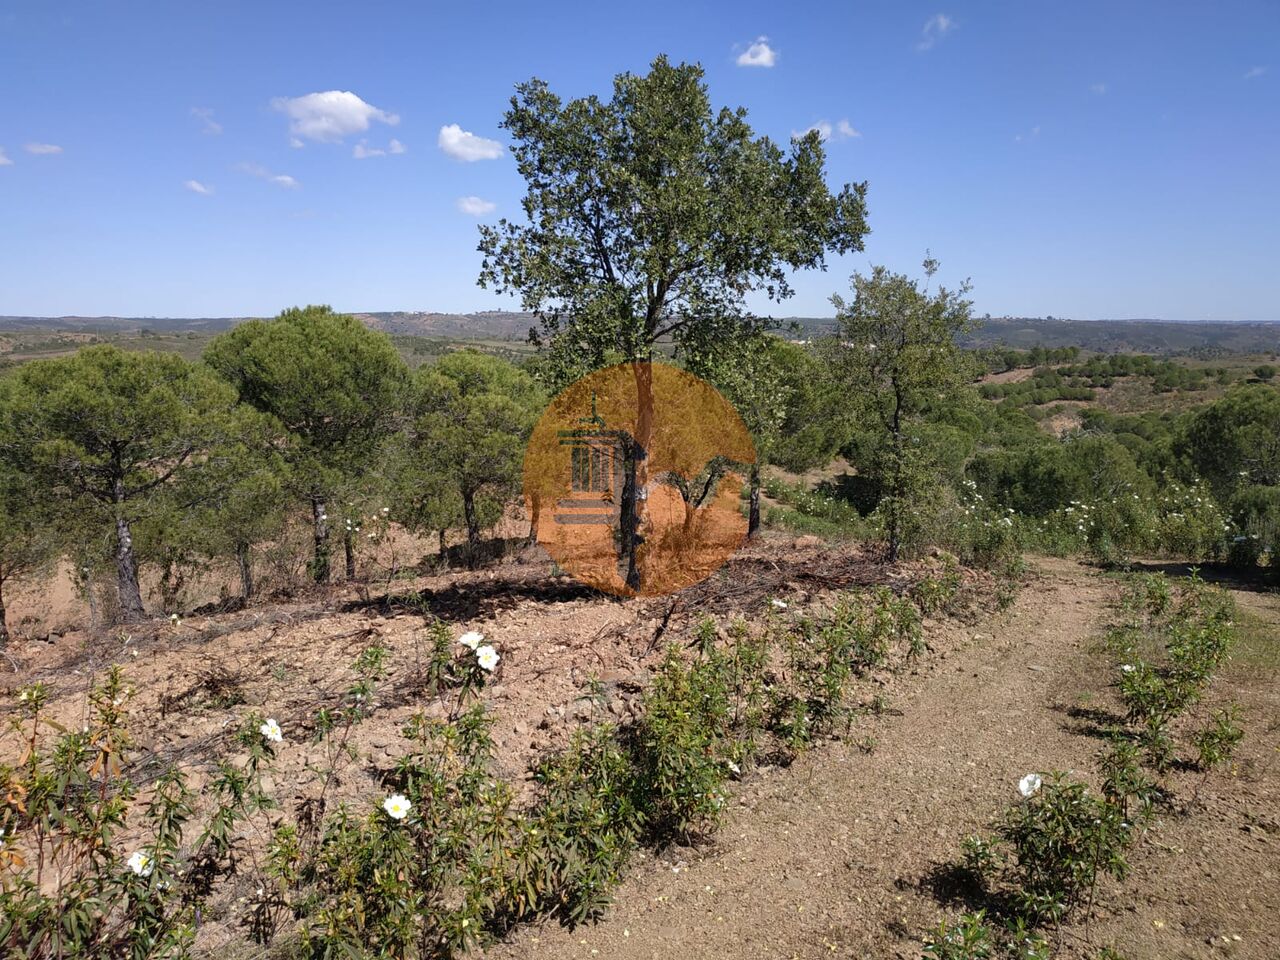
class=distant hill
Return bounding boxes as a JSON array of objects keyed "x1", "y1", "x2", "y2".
[
  {"x1": 2, "y1": 313, "x2": 1276, "y2": 356},
  {"x1": 0, "y1": 315, "x2": 249, "y2": 333},
  {"x1": 0, "y1": 311, "x2": 539, "y2": 341},
  {"x1": 354, "y1": 311, "x2": 534, "y2": 340},
  {"x1": 958, "y1": 318, "x2": 1280, "y2": 355}
]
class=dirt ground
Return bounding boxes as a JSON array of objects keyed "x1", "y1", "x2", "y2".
[
  {"x1": 483, "y1": 557, "x2": 1280, "y2": 960},
  {"x1": 1, "y1": 549, "x2": 1275, "y2": 959}
]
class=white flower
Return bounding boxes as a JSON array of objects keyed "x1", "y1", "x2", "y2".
[
  {"x1": 169, "y1": 614, "x2": 182, "y2": 627},
  {"x1": 127, "y1": 850, "x2": 153, "y2": 876},
  {"x1": 476, "y1": 645, "x2": 501, "y2": 672},
  {"x1": 1120, "y1": 664, "x2": 1135, "y2": 674},
  {"x1": 383, "y1": 793, "x2": 411, "y2": 820},
  {"x1": 727, "y1": 761, "x2": 741, "y2": 775},
  {"x1": 458, "y1": 630, "x2": 484, "y2": 650},
  {"x1": 1018, "y1": 773, "x2": 1043, "y2": 798},
  {"x1": 259, "y1": 718, "x2": 283, "y2": 743},
  {"x1": 770, "y1": 598, "x2": 788, "y2": 610},
  {"x1": 380, "y1": 507, "x2": 390, "y2": 514}
]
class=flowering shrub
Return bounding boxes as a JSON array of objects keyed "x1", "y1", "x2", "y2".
[
  {"x1": 2, "y1": 580, "x2": 980, "y2": 960},
  {"x1": 989, "y1": 774, "x2": 1134, "y2": 923},
  {"x1": 1152, "y1": 482, "x2": 1229, "y2": 560},
  {"x1": 945, "y1": 480, "x2": 1024, "y2": 570},
  {"x1": 933, "y1": 571, "x2": 1241, "y2": 954},
  {"x1": 0, "y1": 669, "x2": 290, "y2": 959},
  {"x1": 761, "y1": 475, "x2": 864, "y2": 531}
]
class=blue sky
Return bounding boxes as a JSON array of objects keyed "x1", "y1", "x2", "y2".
[{"x1": 1, "y1": 1, "x2": 1276, "y2": 321}]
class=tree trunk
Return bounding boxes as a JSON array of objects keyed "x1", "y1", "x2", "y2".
[
  {"x1": 236, "y1": 542, "x2": 254, "y2": 601},
  {"x1": 344, "y1": 530, "x2": 356, "y2": 580},
  {"x1": 621, "y1": 361, "x2": 654, "y2": 593},
  {"x1": 0, "y1": 578, "x2": 8, "y2": 648},
  {"x1": 113, "y1": 479, "x2": 146, "y2": 622},
  {"x1": 748, "y1": 462, "x2": 761, "y2": 539},
  {"x1": 462, "y1": 490, "x2": 481, "y2": 569},
  {"x1": 527, "y1": 491, "x2": 541, "y2": 544},
  {"x1": 886, "y1": 383, "x2": 904, "y2": 563},
  {"x1": 159, "y1": 556, "x2": 182, "y2": 615},
  {"x1": 311, "y1": 497, "x2": 330, "y2": 583}
]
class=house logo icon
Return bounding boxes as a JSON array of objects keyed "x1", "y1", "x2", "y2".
[{"x1": 524, "y1": 362, "x2": 755, "y2": 597}]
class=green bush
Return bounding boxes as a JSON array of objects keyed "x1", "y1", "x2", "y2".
[{"x1": 631, "y1": 643, "x2": 734, "y2": 842}]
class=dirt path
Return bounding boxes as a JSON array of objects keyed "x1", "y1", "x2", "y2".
[{"x1": 486, "y1": 558, "x2": 1280, "y2": 960}]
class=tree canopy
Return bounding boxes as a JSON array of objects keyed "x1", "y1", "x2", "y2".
[
  {"x1": 204, "y1": 305, "x2": 410, "y2": 581},
  {"x1": 478, "y1": 55, "x2": 869, "y2": 381},
  {"x1": 0, "y1": 345, "x2": 257, "y2": 620}
]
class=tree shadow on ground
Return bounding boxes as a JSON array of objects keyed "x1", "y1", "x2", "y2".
[
  {"x1": 343, "y1": 574, "x2": 606, "y2": 624},
  {"x1": 1054, "y1": 703, "x2": 1127, "y2": 741},
  {"x1": 1104, "y1": 559, "x2": 1277, "y2": 596},
  {"x1": 913, "y1": 862, "x2": 1014, "y2": 918}
]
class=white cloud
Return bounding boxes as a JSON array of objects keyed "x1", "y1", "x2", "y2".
[
  {"x1": 0, "y1": 147, "x2": 11, "y2": 166},
  {"x1": 456, "y1": 195, "x2": 497, "y2": 216},
  {"x1": 192, "y1": 107, "x2": 222, "y2": 135},
  {"x1": 184, "y1": 179, "x2": 213, "y2": 195},
  {"x1": 736, "y1": 36, "x2": 777, "y2": 68},
  {"x1": 917, "y1": 13, "x2": 955, "y2": 51},
  {"x1": 1014, "y1": 125, "x2": 1041, "y2": 143},
  {"x1": 354, "y1": 137, "x2": 407, "y2": 159},
  {"x1": 238, "y1": 162, "x2": 300, "y2": 188},
  {"x1": 271, "y1": 90, "x2": 399, "y2": 144},
  {"x1": 794, "y1": 118, "x2": 861, "y2": 142},
  {"x1": 1243, "y1": 65, "x2": 1268, "y2": 80},
  {"x1": 24, "y1": 142, "x2": 62, "y2": 155},
  {"x1": 438, "y1": 124, "x2": 504, "y2": 161},
  {"x1": 1090, "y1": 82, "x2": 1108, "y2": 95}
]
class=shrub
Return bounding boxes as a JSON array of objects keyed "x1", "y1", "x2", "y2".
[
  {"x1": 1192, "y1": 705, "x2": 1244, "y2": 771},
  {"x1": 630, "y1": 644, "x2": 733, "y2": 842},
  {"x1": 521, "y1": 725, "x2": 643, "y2": 925},
  {"x1": 0, "y1": 669, "x2": 278, "y2": 960},
  {"x1": 985, "y1": 775, "x2": 1133, "y2": 924}
]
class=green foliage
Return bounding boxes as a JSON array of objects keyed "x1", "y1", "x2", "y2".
[
  {"x1": 0, "y1": 345, "x2": 264, "y2": 620},
  {"x1": 1192, "y1": 705, "x2": 1244, "y2": 770},
  {"x1": 407, "y1": 351, "x2": 542, "y2": 550},
  {"x1": 0, "y1": 669, "x2": 203, "y2": 959},
  {"x1": 923, "y1": 911, "x2": 993, "y2": 959},
  {"x1": 523, "y1": 725, "x2": 644, "y2": 925},
  {"x1": 631, "y1": 644, "x2": 733, "y2": 841},
  {"x1": 1113, "y1": 574, "x2": 1237, "y2": 769},
  {"x1": 1227, "y1": 484, "x2": 1280, "y2": 571},
  {"x1": 0, "y1": 439, "x2": 58, "y2": 641},
  {"x1": 1179, "y1": 384, "x2": 1280, "y2": 501},
  {"x1": 911, "y1": 558, "x2": 964, "y2": 617},
  {"x1": 970, "y1": 775, "x2": 1134, "y2": 925},
  {"x1": 478, "y1": 55, "x2": 867, "y2": 381},
  {"x1": 205, "y1": 305, "x2": 410, "y2": 581},
  {"x1": 826, "y1": 257, "x2": 976, "y2": 560}
]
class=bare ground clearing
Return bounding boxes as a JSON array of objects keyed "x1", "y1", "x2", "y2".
[
  {"x1": 484, "y1": 557, "x2": 1280, "y2": 960},
  {"x1": 1, "y1": 550, "x2": 1274, "y2": 959}
]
